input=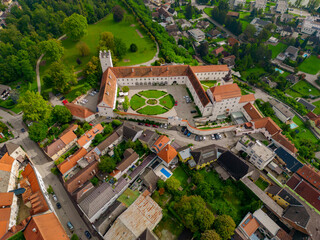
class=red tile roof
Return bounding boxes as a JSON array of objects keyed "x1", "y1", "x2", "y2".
[
  {"x1": 157, "y1": 144, "x2": 177, "y2": 164},
  {"x1": 77, "y1": 124, "x2": 103, "y2": 147},
  {"x1": 187, "y1": 67, "x2": 211, "y2": 106},
  {"x1": 65, "y1": 103, "x2": 95, "y2": 119},
  {"x1": 297, "y1": 165, "x2": 320, "y2": 190},
  {"x1": 0, "y1": 192, "x2": 14, "y2": 207},
  {"x1": 239, "y1": 94, "x2": 255, "y2": 103},
  {"x1": 209, "y1": 83, "x2": 241, "y2": 102},
  {"x1": 0, "y1": 152, "x2": 14, "y2": 172},
  {"x1": 212, "y1": 46, "x2": 224, "y2": 55},
  {"x1": 58, "y1": 147, "x2": 88, "y2": 175},
  {"x1": 151, "y1": 135, "x2": 170, "y2": 153},
  {"x1": 191, "y1": 65, "x2": 229, "y2": 72},
  {"x1": 243, "y1": 103, "x2": 262, "y2": 120},
  {"x1": 228, "y1": 37, "x2": 240, "y2": 46},
  {"x1": 241, "y1": 214, "x2": 259, "y2": 237},
  {"x1": 97, "y1": 68, "x2": 118, "y2": 108},
  {"x1": 0, "y1": 208, "x2": 11, "y2": 238},
  {"x1": 252, "y1": 117, "x2": 281, "y2": 135},
  {"x1": 272, "y1": 132, "x2": 298, "y2": 154},
  {"x1": 59, "y1": 125, "x2": 77, "y2": 145}
]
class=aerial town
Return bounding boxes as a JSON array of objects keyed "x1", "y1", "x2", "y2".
[{"x1": 0, "y1": 0, "x2": 320, "y2": 239}]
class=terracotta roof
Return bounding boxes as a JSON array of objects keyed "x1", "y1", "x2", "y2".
[
  {"x1": 241, "y1": 214, "x2": 260, "y2": 237},
  {"x1": 117, "y1": 149, "x2": 139, "y2": 172},
  {"x1": 297, "y1": 165, "x2": 320, "y2": 190},
  {"x1": 212, "y1": 46, "x2": 224, "y2": 55},
  {"x1": 228, "y1": 37, "x2": 240, "y2": 46},
  {"x1": 24, "y1": 212, "x2": 69, "y2": 240},
  {"x1": 0, "y1": 192, "x2": 14, "y2": 207},
  {"x1": 157, "y1": 144, "x2": 177, "y2": 164},
  {"x1": 83, "y1": 149, "x2": 100, "y2": 163},
  {"x1": 209, "y1": 83, "x2": 241, "y2": 102},
  {"x1": 44, "y1": 139, "x2": 66, "y2": 158},
  {"x1": 65, "y1": 103, "x2": 95, "y2": 119},
  {"x1": 272, "y1": 132, "x2": 298, "y2": 154},
  {"x1": 77, "y1": 124, "x2": 103, "y2": 147},
  {"x1": 151, "y1": 135, "x2": 170, "y2": 153},
  {"x1": 0, "y1": 153, "x2": 14, "y2": 172},
  {"x1": 58, "y1": 147, "x2": 88, "y2": 175},
  {"x1": 59, "y1": 124, "x2": 78, "y2": 145},
  {"x1": 227, "y1": 11, "x2": 240, "y2": 17},
  {"x1": 65, "y1": 161, "x2": 98, "y2": 194},
  {"x1": 59, "y1": 124, "x2": 78, "y2": 138},
  {"x1": 97, "y1": 68, "x2": 120, "y2": 108},
  {"x1": 307, "y1": 112, "x2": 320, "y2": 127},
  {"x1": 252, "y1": 117, "x2": 281, "y2": 136},
  {"x1": 191, "y1": 65, "x2": 229, "y2": 72},
  {"x1": 239, "y1": 94, "x2": 255, "y2": 103},
  {"x1": 0, "y1": 208, "x2": 11, "y2": 238},
  {"x1": 187, "y1": 67, "x2": 211, "y2": 106},
  {"x1": 1, "y1": 216, "x2": 30, "y2": 240},
  {"x1": 243, "y1": 103, "x2": 262, "y2": 120}
]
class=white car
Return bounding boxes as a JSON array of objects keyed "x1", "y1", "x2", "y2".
[{"x1": 52, "y1": 194, "x2": 58, "y2": 202}]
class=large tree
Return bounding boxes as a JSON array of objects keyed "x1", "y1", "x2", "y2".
[
  {"x1": 112, "y1": 5, "x2": 125, "y2": 22},
  {"x1": 76, "y1": 41, "x2": 90, "y2": 57},
  {"x1": 52, "y1": 105, "x2": 72, "y2": 124},
  {"x1": 166, "y1": 176, "x2": 181, "y2": 193},
  {"x1": 18, "y1": 91, "x2": 52, "y2": 122},
  {"x1": 62, "y1": 13, "x2": 88, "y2": 41},
  {"x1": 40, "y1": 39, "x2": 64, "y2": 61},
  {"x1": 28, "y1": 122, "x2": 47, "y2": 142},
  {"x1": 99, "y1": 156, "x2": 116, "y2": 173},
  {"x1": 214, "y1": 215, "x2": 236, "y2": 240},
  {"x1": 201, "y1": 230, "x2": 221, "y2": 240}
]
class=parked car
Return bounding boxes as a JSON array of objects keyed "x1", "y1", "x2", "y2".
[
  {"x1": 175, "y1": 101, "x2": 178, "y2": 106},
  {"x1": 181, "y1": 126, "x2": 186, "y2": 132},
  {"x1": 67, "y1": 222, "x2": 74, "y2": 232},
  {"x1": 152, "y1": 124, "x2": 158, "y2": 128},
  {"x1": 184, "y1": 129, "x2": 188, "y2": 135},
  {"x1": 56, "y1": 202, "x2": 61, "y2": 209},
  {"x1": 163, "y1": 124, "x2": 168, "y2": 129},
  {"x1": 145, "y1": 123, "x2": 151, "y2": 127},
  {"x1": 214, "y1": 133, "x2": 221, "y2": 140},
  {"x1": 190, "y1": 110, "x2": 197, "y2": 114},
  {"x1": 199, "y1": 136, "x2": 203, "y2": 141},
  {"x1": 21, "y1": 128, "x2": 25, "y2": 133},
  {"x1": 52, "y1": 194, "x2": 58, "y2": 202},
  {"x1": 187, "y1": 132, "x2": 191, "y2": 137},
  {"x1": 211, "y1": 134, "x2": 215, "y2": 140},
  {"x1": 84, "y1": 231, "x2": 92, "y2": 239},
  {"x1": 195, "y1": 135, "x2": 199, "y2": 141},
  {"x1": 59, "y1": 96, "x2": 65, "y2": 101}
]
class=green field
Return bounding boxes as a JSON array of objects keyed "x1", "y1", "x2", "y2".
[
  {"x1": 172, "y1": 166, "x2": 189, "y2": 188},
  {"x1": 298, "y1": 55, "x2": 320, "y2": 75},
  {"x1": 139, "y1": 90, "x2": 166, "y2": 98},
  {"x1": 291, "y1": 80, "x2": 320, "y2": 97},
  {"x1": 313, "y1": 100, "x2": 320, "y2": 115},
  {"x1": 255, "y1": 178, "x2": 269, "y2": 191},
  {"x1": 130, "y1": 95, "x2": 146, "y2": 110},
  {"x1": 268, "y1": 42, "x2": 287, "y2": 59},
  {"x1": 137, "y1": 105, "x2": 167, "y2": 115},
  {"x1": 241, "y1": 67, "x2": 266, "y2": 80},
  {"x1": 292, "y1": 115, "x2": 318, "y2": 143},
  {"x1": 285, "y1": 88, "x2": 302, "y2": 98},
  {"x1": 159, "y1": 94, "x2": 175, "y2": 109},
  {"x1": 117, "y1": 188, "x2": 140, "y2": 207}
]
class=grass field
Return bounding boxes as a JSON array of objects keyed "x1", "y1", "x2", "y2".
[
  {"x1": 298, "y1": 55, "x2": 320, "y2": 75},
  {"x1": 285, "y1": 88, "x2": 302, "y2": 98},
  {"x1": 241, "y1": 67, "x2": 266, "y2": 80},
  {"x1": 172, "y1": 166, "x2": 189, "y2": 188},
  {"x1": 313, "y1": 100, "x2": 320, "y2": 115},
  {"x1": 130, "y1": 95, "x2": 146, "y2": 110},
  {"x1": 159, "y1": 94, "x2": 175, "y2": 109},
  {"x1": 139, "y1": 90, "x2": 166, "y2": 98},
  {"x1": 117, "y1": 188, "x2": 140, "y2": 207},
  {"x1": 255, "y1": 178, "x2": 269, "y2": 191},
  {"x1": 291, "y1": 80, "x2": 320, "y2": 97},
  {"x1": 292, "y1": 115, "x2": 318, "y2": 143},
  {"x1": 268, "y1": 42, "x2": 287, "y2": 59},
  {"x1": 137, "y1": 105, "x2": 167, "y2": 115}
]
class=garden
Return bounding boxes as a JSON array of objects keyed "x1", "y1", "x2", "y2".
[
  {"x1": 313, "y1": 100, "x2": 320, "y2": 115},
  {"x1": 129, "y1": 90, "x2": 175, "y2": 115},
  {"x1": 117, "y1": 188, "x2": 140, "y2": 207},
  {"x1": 286, "y1": 80, "x2": 320, "y2": 98},
  {"x1": 298, "y1": 55, "x2": 320, "y2": 75},
  {"x1": 0, "y1": 121, "x2": 14, "y2": 143},
  {"x1": 268, "y1": 42, "x2": 287, "y2": 59}
]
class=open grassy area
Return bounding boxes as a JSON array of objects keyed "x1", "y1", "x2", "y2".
[
  {"x1": 285, "y1": 88, "x2": 302, "y2": 98},
  {"x1": 268, "y1": 42, "x2": 287, "y2": 59},
  {"x1": 291, "y1": 80, "x2": 320, "y2": 97},
  {"x1": 173, "y1": 166, "x2": 189, "y2": 188},
  {"x1": 313, "y1": 100, "x2": 320, "y2": 115},
  {"x1": 154, "y1": 214, "x2": 184, "y2": 239},
  {"x1": 159, "y1": 94, "x2": 175, "y2": 109},
  {"x1": 137, "y1": 105, "x2": 167, "y2": 115},
  {"x1": 292, "y1": 115, "x2": 318, "y2": 143},
  {"x1": 201, "y1": 80, "x2": 217, "y2": 90},
  {"x1": 117, "y1": 188, "x2": 140, "y2": 207},
  {"x1": 204, "y1": 7, "x2": 212, "y2": 16},
  {"x1": 255, "y1": 178, "x2": 269, "y2": 191},
  {"x1": 130, "y1": 95, "x2": 146, "y2": 110},
  {"x1": 298, "y1": 55, "x2": 320, "y2": 75},
  {"x1": 241, "y1": 67, "x2": 266, "y2": 80},
  {"x1": 139, "y1": 90, "x2": 166, "y2": 98}
]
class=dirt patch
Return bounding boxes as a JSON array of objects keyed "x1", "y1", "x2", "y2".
[
  {"x1": 136, "y1": 29, "x2": 144, "y2": 38},
  {"x1": 16, "y1": 197, "x2": 30, "y2": 224},
  {"x1": 130, "y1": 24, "x2": 135, "y2": 27},
  {"x1": 123, "y1": 59, "x2": 131, "y2": 62}
]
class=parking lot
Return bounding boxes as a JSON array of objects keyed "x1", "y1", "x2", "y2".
[{"x1": 74, "y1": 90, "x2": 99, "y2": 112}]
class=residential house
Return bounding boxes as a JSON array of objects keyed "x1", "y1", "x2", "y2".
[
  {"x1": 228, "y1": 37, "x2": 239, "y2": 46},
  {"x1": 307, "y1": 111, "x2": 320, "y2": 134},
  {"x1": 0, "y1": 153, "x2": 19, "y2": 192},
  {"x1": 168, "y1": 8, "x2": 177, "y2": 17},
  {"x1": 140, "y1": 167, "x2": 159, "y2": 192},
  {"x1": 158, "y1": 7, "x2": 173, "y2": 23},
  {"x1": 157, "y1": 144, "x2": 178, "y2": 167},
  {"x1": 151, "y1": 135, "x2": 170, "y2": 153},
  {"x1": 253, "y1": 0, "x2": 267, "y2": 10},
  {"x1": 196, "y1": 20, "x2": 210, "y2": 29},
  {"x1": 0, "y1": 142, "x2": 26, "y2": 163},
  {"x1": 0, "y1": 84, "x2": 11, "y2": 100},
  {"x1": 188, "y1": 144, "x2": 226, "y2": 170},
  {"x1": 103, "y1": 190, "x2": 162, "y2": 240},
  {"x1": 229, "y1": 0, "x2": 246, "y2": 8},
  {"x1": 166, "y1": 24, "x2": 179, "y2": 36},
  {"x1": 65, "y1": 103, "x2": 95, "y2": 122},
  {"x1": 96, "y1": 126, "x2": 123, "y2": 156},
  {"x1": 23, "y1": 212, "x2": 69, "y2": 240},
  {"x1": 235, "y1": 135, "x2": 275, "y2": 170},
  {"x1": 261, "y1": 76, "x2": 278, "y2": 88},
  {"x1": 220, "y1": 55, "x2": 236, "y2": 67},
  {"x1": 286, "y1": 74, "x2": 299, "y2": 84},
  {"x1": 188, "y1": 28, "x2": 205, "y2": 41},
  {"x1": 177, "y1": 146, "x2": 192, "y2": 162},
  {"x1": 250, "y1": 18, "x2": 271, "y2": 34},
  {"x1": 110, "y1": 148, "x2": 139, "y2": 179},
  {"x1": 176, "y1": 18, "x2": 191, "y2": 29},
  {"x1": 138, "y1": 130, "x2": 159, "y2": 149},
  {"x1": 284, "y1": 46, "x2": 299, "y2": 61},
  {"x1": 301, "y1": 16, "x2": 320, "y2": 35},
  {"x1": 123, "y1": 122, "x2": 143, "y2": 142},
  {"x1": 206, "y1": 29, "x2": 221, "y2": 38},
  {"x1": 298, "y1": 98, "x2": 316, "y2": 112},
  {"x1": 227, "y1": 11, "x2": 240, "y2": 18},
  {"x1": 242, "y1": 102, "x2": 263, "y2": 121},
  {"x1": 212, "y1": 46, "x2": 224, "y2": 56},
  {"x1": 275, "y1": 147, "x2": 303, "y2": 172},
  {"x1": 77, "y1": 123, "x2": 103, "y2": 149},
  {"x1": 269, "y1": 99, "x2": 294, "y2": 123},
  {"x1": 280, "y1": 13, "x2": 294, "y2": 23},
  {"x1": 280, "y1": 26, "x2": 294, "y2": 37},
  {"x1": 275, "y1": 0, "x2": 288, "y2": 14},
  {"x1": 268, "y1": 36, "x2": 278, "y2": 43}
]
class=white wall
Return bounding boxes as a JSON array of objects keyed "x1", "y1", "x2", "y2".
[{"x1": 194, "y1": 71, "x2": 228, "y2": 81}]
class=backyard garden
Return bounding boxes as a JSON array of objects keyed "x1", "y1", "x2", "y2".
[
  {"x1": 298, "y1": 55, "x2": 320, "y2": 75},
  {"x1": 285, "y1": 80, "x2": 320, "y2": 98}
]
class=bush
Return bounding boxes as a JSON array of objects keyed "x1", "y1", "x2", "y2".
[
  {"x1": 47, "y1": 185, "x2": 54, "y2": 194},
  {"x1": 90, "y1": 177, "x2": 99, "y2": 186},
  {"x1": 51, "y1": 167, "x2": 59, "y2": 175},
  {"x1": 113, "y1": 5, "x2": 125, "y2": 22},
  {"x1": 130, "y1": 43, "x2": 138, "y2": 52}
]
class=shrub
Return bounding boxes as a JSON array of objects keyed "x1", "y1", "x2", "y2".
[{"x1": 130, "y1": 43, "x2": 138, "y2": 52}]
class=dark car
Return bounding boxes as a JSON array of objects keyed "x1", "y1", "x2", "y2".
[
  {"x1": 84, "y1": 231, "x2": 92, "y2": 239},
  {"x1": 59, "y1": 96, "x2": 65, "y2": 101},
  {"x1": 56, "y1": 202, "x2": 61, "y2": 209},
  {"x1": 190, "y1": 110, "x2": 197, "y2": 114},
  {"x1": 138, "y1": 122, "x2": 143, "y2": 125},
  {"x1": 194, "y1": 135, "x2": 199, "y2": 141},
  {"x1": 21, "y1": 128, "x2": 25, "y2": 133},
  {"x1": 214, "y1": 133, "x2": 221, "y2": 140},
  {"x1": 181, "y1": 126, "x2": 186, "y2": 132},
  {"x1": 184, "y1": 129, "x2": 188, "y2": 135}
]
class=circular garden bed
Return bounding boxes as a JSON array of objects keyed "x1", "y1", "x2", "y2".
[{"x1": 147, "y1": 99, "x2": 158, "y2": 105}]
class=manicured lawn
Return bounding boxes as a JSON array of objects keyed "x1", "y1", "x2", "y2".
[
  {"x1": 291, "y1": 80, "x2": 320, "y2": 97},
  {"x1": 159, "y1": 94, "x2": 175, "y2": 109},
  {"x1": 268, "y1": 42, "x2": 287, "y2": 59},
  {"x1": 298, "y1": 55, "x2": 320, "y2": 75},
  {"x1": 137, "y1": 105, "x2": 167, "y2": 115},
  {"x1": 255, "y1": 178, "x2": 269, "y2": 191},
  {"x1": 201, "y1": 80, "x2": 217, "y2": 90},
  {"x1": 139, "y1": 90, "x2": 166, "y2": 98},
  {"x1": 64, "y1": 79, "x2": 88, "y2": 102},
  {"x1": 285, "y1": 88, "x2": 302, "y2": 98},
  {"x1": 130, "y1": 95, "x2": 146, "y2": 110},
  {"x1": 241, "y1": 67, "x2": 266, "y2": 80},
  {"x1": 313, "y1": 100, "x2": 320, "y2": 115},
  {"x1": 117, "y1": 188, "x2": 140, "y2": 207},
  {"x1": 203, "y1": 8, "x2": 212, "y2": 16},
  {"x1": 172, "y1": 166, "x2": 189, "y2": 188},
  {"x1": 292, "y1": 115, "x2": 318, "y2": 143}
]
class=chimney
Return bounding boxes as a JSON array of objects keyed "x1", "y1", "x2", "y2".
[
  {"x1": 150, "y1": 67, "x2": 152, "y2": 71},
  {"x1": 78, "y1": 180, "x2": 81, "y2": 185},
  {"x1": 143, "y1": 134, "x2": 146, "y2": 137},
  {"x1": 32, "y1": 228, "x2": 37, "y2": 233},
  {"x1": 166, "y1": 67, "x2": 169, "y2": 71}
]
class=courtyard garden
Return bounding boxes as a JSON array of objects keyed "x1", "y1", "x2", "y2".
[
  {"x1": 130, "y1": 90, "x2": 175, "y2": 115},
  {"x1": 117, "y1": 188, "x2": 140, "y2": 207}
]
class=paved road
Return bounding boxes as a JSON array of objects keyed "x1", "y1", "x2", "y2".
[{"x1": 0, "y1": 109, "x2": 98, "y2": 240}]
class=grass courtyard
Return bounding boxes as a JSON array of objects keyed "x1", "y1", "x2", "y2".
[
  {"x1": 159, "y1": 95, "x2": 175, "y2": 109},
  {"x1": 117, "y1": 188, "x2": 140, "y2": 207},
  {"x1": 130, "y1": 95, "x2": 146, "y2": 110},
  {"x1": 268, "y1": 42, "x2": 287, "y2": 59},
  {"x1": 298, "y1": 55, "x2": 320, "y2": 75},
  {"x1": 137, "y1": 105, "x2": 167, "y2": 115},
  {"x1": 255, "y1": 178, "x2": 269, "y2": 191},
  {"x1": 139, "y1": 90, "x2": 166, "y2": 98},
  {"x1": 201, "y1": 80, "x2": 217, "y2": 90}
]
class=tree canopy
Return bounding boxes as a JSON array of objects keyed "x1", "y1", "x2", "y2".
[
  {"x1": 201, "y1": 230, "x2": 221, "y2": 240},
  {"x1": 40, "y1": 39, "x2": 64, "y2": 61},
  {"x1": 62, "y1": 13, "x2": 88, "y2": 41},
  {"x1": 52, "y1": 105, "x2": 72, "y2": 124},
  {"x1": 99, "y1": 156, "x2": 116, "y2": 173},
  {"x1": 113, "y1": 5, "x2": 125, "y2": 22},
  {"x1": 214, "y1": 215, "x2": 236, "y2": 240},
  {"x1": 28, "y1": 122, "x2": 48, "y2": 142},
  {"x1": 165, "y1": 176, "x2": 181, "y2": 193}
]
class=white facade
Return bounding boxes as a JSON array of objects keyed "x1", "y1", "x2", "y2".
[
  {"x1": 301, "y1": 16, "x2": 320, "y2": 35},
  {"x1": 194, "y1": 71, "x2": 229, "y2": 81},
  {"x1": 97, "y1": 83, "x2": 117, "y2": 117},
  {"x1": 7, "y1": 160, "x2": 19, "y2": 192},
  {"x1": 188, "y1": 28, "x2": 205, "y2": 41},
  {"x1": 117, "y1": 75, "x2": 188, "y2": 86}
]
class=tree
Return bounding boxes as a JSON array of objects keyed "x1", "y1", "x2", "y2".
[
  {"x1": 198, "y1": 42, "x2": 209, "y2": 57},
  {"x1": 40, "y1": 39, "x2": 64, "y2": 61},
  {"x1": 214, "y1": 215, "x2": 236, "y2": 240},
  {"x1": 166, "y1": 176, "x2": 180, "y2": 192},
  {"x1": 44, "y1": 61, "x2": 73, "y2": 93},
  {"x1": 112, "y1": 119, "x2": 122, "y2": 127},
  {"x1": 52, "y1": 105, "x2": 72, "y2": 124},
  {"x1": 70, "y1": 234, "x2": 79, "y2": 240},
  {"x1": 113, "y1": 5, "x2": 125, "y2": 22},
  {"x1": 99, "y1": 156, "x2": 116, "y2": 173},
  {"x1": 115, "y1": 37, "x2": 127, "y2": 59},
  {"x1": 92, "y1": 133, "x2": 103, "y2": 146},
  {"x1": 185, "y1": 4, "x2": 194, "y2": 19},
  {"x1": 103, "y1": 123, "x2": 113, "y2": 135},
  {"x1": 18, "y1": 91, "x2": 52, "y2": 122},
  {"x1": 201, "y1": 230, "x2": 221, "y2": 240},
  {"x1": 243, "y1": 24, "x2": 256, "y2": 40},
  {"x1": 122, "y1": 86, "x2": 129, "y2": 92},
  {"x1": 62, "y1": 13, "x2": 88, "y2": 41},
  {"x1": 76, "y1": 41, "x2": 90, "y2": 57},
  {"x1": 130, "y1": 43, "x2": 138, "y2": 52},
  {"x1": 123, "y1": 96, "x2": 130, "y2": 110},
  {"x1": 28, "y1": 122, "x2": 48, "y2": 142}
]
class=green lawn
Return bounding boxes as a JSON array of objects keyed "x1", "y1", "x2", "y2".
[
  {"x1": 117, "y1": 188, "x2": 140, "y2": 207},
  {"x1": 292, "y1": 115, "x2": 318, "y2": 143},
  {"x1": 159, "y1": 94, "x2": 175, "y2": 109},
  {"x1": 130, "y1": 95, "x2": 146, "y2": 110},
  {"x1": 291, "y1": 80, "x2": 320, "y2": 97},
  {"x1": 285, "y1": 88, "x2": 302, "y2": 98},
  {"x1": 204, "y1": 8, "x2": 212, "y2": 16},
  {"x1": 313, "y1": 100, "x2": 320, "y2": 115},
  {"x1": 172, "y1": 166, "x2": 189, "y2": 188},
  {"x1": 298, "y1": 55, "x2": 320, "y2": 75},
  {"x1": 139, "y1": 90, "x2": 166, "y2": 98},
  {"x1": 137, "y1": 105, "x2": 167, "y2": 115},
  {"x1": 241, "y1": 67, "x2": 266, "y2": 80},
  {"x1": 268, "y1": 42, "x2": 287, "y2": 59},
  {"x1": 255, "y1": 178, "x2": 269, "y2": 191},
  {"x1": 201, "y1": 80, "x2": 217, "y2": 90},
  {"x1": 64, "y1": 79, "x2": 88, "y2": 102}
]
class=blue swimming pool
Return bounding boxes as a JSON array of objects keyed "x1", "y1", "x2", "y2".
[
  {"x1": 290, "y1": 123, "x2": 298, "y2": 129},
  {"x1": 275, "y1": 68, "x2": 284, "y2": 74},
  {"x1": 303, "y1": 53, "x2": 308, "y2": 58},
  {"x1": 160, "y1": 168, "x2": 172, "y2": 178}
]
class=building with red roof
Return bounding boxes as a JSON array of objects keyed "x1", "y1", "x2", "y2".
[
  {"x1": 77, "y1": 123, "x2": 103, "y2": 149},
  {"x1": 157, "y1": 144, "x2": 177, "y2": 167},
  {"x1": 151, "y1": 135, "x2": 170, "y2": 153}
]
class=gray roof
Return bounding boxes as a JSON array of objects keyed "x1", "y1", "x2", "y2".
[
  {"x1": 283, "y1": 205, "x2": 310, "y2": 228},
  {"x1": 0, "y1": 143, "x2": 20, "y2": 157},
  {"x1": 138, "y1": 130, "x2": 158, "y2": 147},
  {"x1": 269, "y1": 99, "x2": 294, "y2": 119},
  {"x1": 117, "y1": 149, "x2": 139, "y2": 172},
  {"x1": 123, "y1": 122, "x2": 143, "y2": 140},
  {"x1": 140, "y1": 168, "x2": 159, "y2": 192},
  {"x1": 251, "y1": 18, "x2": 271, "y2": 27},
  {"x1": 0, "y1": 170, "x2": 10, "y2": 192},
  {"x1": 285, "y1": 46, "x2": 299, "y2": 55},
  {"x1": 191, "y1": 144, "x2": 226, "y2": 166},
  {"x1": 97, "y1": 127, "x2": 123, "y2": 152},
  {"x1": 177, "y1": 146, "x2": 192, "y2": 160},
  {"x1": 298, "y1": 98, "x2": 316, "y2": 111}
]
